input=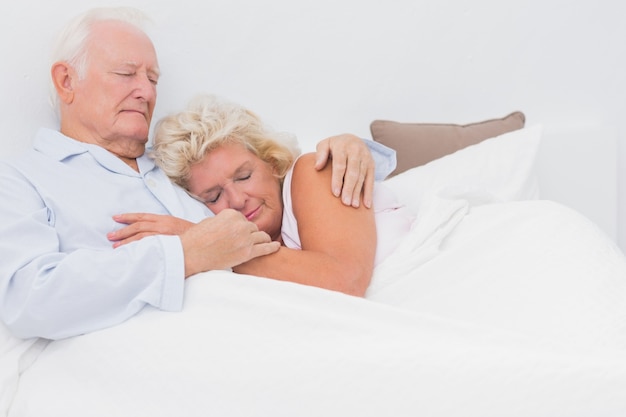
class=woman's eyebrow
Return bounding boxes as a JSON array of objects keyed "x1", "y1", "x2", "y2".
[
  {"x1": 196, "y1": 160, "x2": 253, "y2": 196},
  {"x1": 232, "y1": 161, "x2": 253, "y2": 176}
]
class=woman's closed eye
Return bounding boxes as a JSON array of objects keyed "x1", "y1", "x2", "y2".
[
  {"x1": 199, "y1": 167, "x2": 255, "y2": 206},
  {"x1": 204, "y1": 190, "x2": 222, "y2": 205},
  {"x1": 235, "y1": 173, "x2": 252, "y2": 182},
  {"x1": 203, "y1": 175, "x2": 250, "y2": 205}
]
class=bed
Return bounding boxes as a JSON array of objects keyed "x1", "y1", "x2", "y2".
[{"x1": 2, "y1": 114, "x2": 626, "y2": 416}]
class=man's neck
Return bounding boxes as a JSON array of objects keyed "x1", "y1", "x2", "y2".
[{"x1": 60, "y1": 126, "x2": 145, "y2": 172}]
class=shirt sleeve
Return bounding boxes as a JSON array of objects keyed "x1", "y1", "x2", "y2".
[
  {"x1": 0, "y1": 164, "x2": 186, "y2": 340},
  {"x1": 364, "y1": 139, "x2": 397, "y2": 181},
  {"x1": 0, "y1": 231, "x2": 186, "y2": 341}
]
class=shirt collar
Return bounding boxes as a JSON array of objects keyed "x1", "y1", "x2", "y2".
[
  {"x1": 34, "y1": 128, "x2": 89, "y2": 160},
  {"x1": 34, "y1": 127, "x2": 156, "y2": 175}
]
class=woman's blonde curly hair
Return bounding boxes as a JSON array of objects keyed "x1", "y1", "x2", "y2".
[{"x1": 150, "y1": 94, "x2": 301, "y2": 191}]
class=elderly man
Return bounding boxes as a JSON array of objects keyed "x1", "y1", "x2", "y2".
[{"x1": 0, "y1": 7, "x2": 395, "y2": 340}]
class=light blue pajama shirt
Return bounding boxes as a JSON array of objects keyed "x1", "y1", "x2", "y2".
[{"x1": 0, "y1": 128, "x2": 395, "y2": 340}]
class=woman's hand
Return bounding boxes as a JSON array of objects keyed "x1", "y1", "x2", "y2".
[
  {"x1": 108, "y1": 213, "x2": 194, "y2": 248},
  {"x1": 315, "y1": 134, "x2": 375, "y2": 209}
]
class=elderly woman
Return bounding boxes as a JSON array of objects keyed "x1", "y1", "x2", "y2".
[{"x1": 112, "y1": 95, "x2": 413, "y2": 296}]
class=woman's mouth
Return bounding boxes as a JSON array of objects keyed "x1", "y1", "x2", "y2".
[{"x1": 244, "y1": 206, "x2": 261, "y2": 221}]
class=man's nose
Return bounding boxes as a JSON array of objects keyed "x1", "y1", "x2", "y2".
[{"x1": 133, "y1": 73, "x2": 157, "y2": 101}]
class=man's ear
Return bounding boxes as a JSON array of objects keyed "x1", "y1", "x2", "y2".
[{"x1": 51, "y1": 62, "x2": 76, "y2": 104}]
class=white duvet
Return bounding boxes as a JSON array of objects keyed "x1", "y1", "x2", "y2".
[
  {"x1": 3, "y1": 127, "x2": 626, "y2": 416},
  {"x1": 4, "y1": 196, "x2": 626, "y2": 417}
]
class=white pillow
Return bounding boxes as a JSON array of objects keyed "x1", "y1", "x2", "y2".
[{"x1": 383, "y1": 125, "x2": 542, "y2": 213}]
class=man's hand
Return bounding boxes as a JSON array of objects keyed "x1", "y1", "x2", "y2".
[
  {"x1": 315, "y1": 134, "x2": 375, "y2": 208},
  {"x1": 180, "y1": 209, "x2": 280, "y2": 277},
  {"x1": 108, "y1": 210, "x2": 280, "y2": 277}
]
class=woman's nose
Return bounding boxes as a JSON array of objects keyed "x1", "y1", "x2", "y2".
[{"x1": 225, "y1": 186, "x2": 247, "y2": 210}]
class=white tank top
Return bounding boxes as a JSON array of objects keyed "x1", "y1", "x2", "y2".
[{"x1": 280, "y1": 162, "x2": 414, "y2": 266}]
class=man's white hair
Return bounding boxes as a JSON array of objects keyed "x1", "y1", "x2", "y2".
[{"x1": 48, "y1": 7, "x2": 153, "y2": 115}]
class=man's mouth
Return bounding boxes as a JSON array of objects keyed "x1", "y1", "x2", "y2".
[{"x1": 122, "y1": 109, "x2": 147, "y2": 118}]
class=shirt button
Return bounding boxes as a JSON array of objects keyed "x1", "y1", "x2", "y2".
[{"x1": 146, "y1": 179, "x2": 157, "y2": 188}]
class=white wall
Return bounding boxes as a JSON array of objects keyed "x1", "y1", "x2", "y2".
[{"x1": 1, "y1": 0, "x2": 624, "y2": 249}]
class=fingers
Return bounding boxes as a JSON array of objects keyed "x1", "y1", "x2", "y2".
[
  {"x1": 319, "y1": 136, "x2": 351, "y2": 199},
  {"x1": 109, "y1": 214, "x2": 177, "y2": 249},
  {"x1": 107, "y1": 221, "x2": 144, "y2": 242},
  {"x1": 331, "y1": 153, "x2": 348, "y2": 199},
  {"x1": 112, "y1": 212, "x2": 153, "y2": 225},
  {"x1": 337, "y1": 148, "x2": 373, "y2": 208},
  {"x1": 180, "y1": 210, "x2": 280, "y2": 277},
  {"x1": 340, "y1": 157, "x2": 363, "y2": 207},
  {"x1": 109, "y1": 213, "x2": 156, "y2": 241},
  {"x1": 111, "y1": 233, "x2": 154, "y2": 248},
  {"x1": 320, "y1": 134, "x2": 377, "y2": 208},
  {"x1": 314, "y1": 138, "x2": 332, "y2": 171},
  {"x1": 250, "y1": 229, "x2": 271, "y2": 243},
  {"x1": 250, "y1": 239, "x2": 281, "y2": 258},
  {"x1": 246, "y1": 230, "x2": 281, "y2": 260},
  {"x1": 362, "y1": 165, "x2": 375, "y2": 209},
  {"x1": 108, "y1": 222, "x2": 158, "y2": 247}
]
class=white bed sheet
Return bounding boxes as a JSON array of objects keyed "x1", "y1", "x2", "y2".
[
  {"x1": 6, "y1": 197, "x2": 626, "y2": 417},
  {"x1": 4, "y1": 126, "x2": 626, "y2": 416},
  {"x1": 370, "y1": 198, "x2": 626, "y2": 353}
]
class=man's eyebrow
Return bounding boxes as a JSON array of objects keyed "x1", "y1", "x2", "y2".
[
  {"x1": 119, "y1": 61, "x2": 161, "y2": 77},
  {"x1": 149, "y1": 66, "x2": 161, "y2": 78}
]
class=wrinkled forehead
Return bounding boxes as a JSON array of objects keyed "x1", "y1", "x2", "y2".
[{"x1": 87, "y1": 20, "x2": 160, "y2": 70}]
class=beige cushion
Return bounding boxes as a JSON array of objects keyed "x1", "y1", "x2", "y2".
[{"x1": 370, "y1": 111, "x2": 526, "y2": 177}]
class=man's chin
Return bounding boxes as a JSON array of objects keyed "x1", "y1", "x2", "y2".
[
  {"x1": 119, "y1": 131, "x2": 150, "y2": 157},
  {"x1": 124, "y1": 127, "x2": 150, "y2": 144},
  {"x1": 120, "y1": 114, "x2": 150, "y2": 135}
]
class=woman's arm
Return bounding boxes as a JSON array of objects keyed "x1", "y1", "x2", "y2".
[{"x1": 233, "y1": 153, "x2": 377, "y2": 296}]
